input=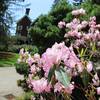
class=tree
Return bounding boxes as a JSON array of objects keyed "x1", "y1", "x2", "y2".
[
  {"x1": 92, "y1": 0, "x2": 100, "y2": 4},
  {"x1": 73, "y1": 0, "x2": 84, "y2": 5},
  {"x1": 80, "y1": 0, "x2": 100, "y2": 23},
  {"x1": 29, "y1": 0, "x2": 72, "y2": 53},
  {"x1": 0, "y1": 0, "x2": 25, "y2": 35},
  {"x1": 0, "y1": 0, "x2": 25, "y2": 51}
]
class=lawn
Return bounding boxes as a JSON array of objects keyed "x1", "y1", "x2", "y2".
[{"x1": 0, "y1": 52, "x2": 19, "y2": 67}]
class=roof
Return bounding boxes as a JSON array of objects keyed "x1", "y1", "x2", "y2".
[{"x1": 17, "y1": 15, "x2": 32, "y2": 24}]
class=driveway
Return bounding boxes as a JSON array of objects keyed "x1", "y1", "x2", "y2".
[{"x1": 0, "y1": 67, "x2": 24, "y2": 100}]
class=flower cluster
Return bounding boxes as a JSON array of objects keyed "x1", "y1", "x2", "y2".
[
  {"x1": 17, "y1": 8, "x2": 100, "y2": 100},
  {"x1": 17, "y1": 48, "x2": 30, "y2": 63},
  {"x1": 41, "y1": 42, "x2": 83, "y2": 76},
  {"x1": 58, "y1": 21, "x2": 66, "y2": 28},
  {"x1": 59, "y1": 9, "x2": 100, "y2": 60},
  {"x1": 72, "y1": 8, "x2": 85, "y2": 16},
  {"x1": 25, "y1": 42, "x2": 99, "y2": 99},
  {"x1": 27, "y1": 42, "x2": 77, "y2": 94}
]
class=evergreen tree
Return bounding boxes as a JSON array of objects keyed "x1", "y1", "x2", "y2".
[
  {"x1": 80, "y1": 0, "x2": 100, "y2": 23},
  {"x1": 0, "y1": 0, "x2": 25, "y2": 35},
  {"x1": 0, "y1": 0, "x2": 25, "y2": 51},
  {"x1": 29, "y1": 0, "x2": 72, "y2": 53}
]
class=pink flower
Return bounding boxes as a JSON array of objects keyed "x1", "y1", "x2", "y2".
[
  {"x1": 97, "y1": 87, "x2": 100, "y2": 95},
  {"x1": 96, "y1": 24, "x2": 100, "y2": 29},
  {"x1": 34, "y1": 53, "x2": 40, "y2": 60},
  {"x1": 67, "y1": 31, "x2": 77, "y2": 37},
  {"x1": 65, "y1": 83, "x2": 74, "y2": 94},
  {"x1": 31, "y1": 78, "x2": 51, "y2": 93},
  {"x1": 83, "y1": 33, "x2": 93, "y2": 41},
  {"x1": 92, "y1": 73, "x2": 100, "y2": 86},
  {"x1": 54, "y1": 82, "x2": 74, "y2": 94},
  {"x1": 66, "y1": 23, "x2": 71, "y2": 28},
  {"x1": 77, "y1": 63, "x2": 84, "y2": 73},
  {"x1": 19, "y1": 48, "x2": 24, "y2": 55},
  {"x1": 72, "y1": 8, "x2": 85, "y2": 16},
  {"x1": 77, "y1": 24, "x2": 83, "y2": 30},
  {"x1": 86, "y1": 61, "x2": 93, "y2": 72},
  {"x1": 90, "y1": 16, "x2": 96, "y2": 21},
  {"x1": 72, "y1": 10, "x2": 79, "y2": 16},
  {"x1": 94, "y1": 30, "x2": 100, "y2": 41},
  {"x1": 30, "y1": 64, "x2": 36, "y2": 74},
  {"x1": 79, "y1": 8, "x2": 85, "y2": 15},
  {"x1": 27, "y1": 56, "x2": 34, "y2": 66},
  {"x1": 74, "y1": 39, "x2": 85, "y2": 48},
  {"x1": 41, "y1": 42, "x2": 70, "y2": 76},
  {"x1": 81, "y1": 21, "x2": 88, "y2": 28},
  {"x1": 58, "y1": 21, "x2": 66, "y2": 28},
  {"x1": 54, "y1": 82, "x2": 64, "y2": 92}
]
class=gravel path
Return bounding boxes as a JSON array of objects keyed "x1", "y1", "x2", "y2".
[{"x1": 0, "y1": 67, "x2": 24, "y2": 100}]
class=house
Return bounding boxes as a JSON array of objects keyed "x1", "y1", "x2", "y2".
[{"x1": 16, "y1": 8, "x2": 31, "y2": 37}]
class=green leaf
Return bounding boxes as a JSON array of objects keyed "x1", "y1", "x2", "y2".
[
  {"x1": 55, "y1": 66, "x2": 71, "y2": 87},
  {"x1": 81, "y1": 69, "x2": 90, "y2": 87},
  {"x1": 48, "y1": 65, "x2": 56, "y2": 82}
]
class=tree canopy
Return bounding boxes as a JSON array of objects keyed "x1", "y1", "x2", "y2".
[
  {"x1": 29, "y1": 0, "x2": 72, "y2": 53},
  {"x1": 0, "y1": 0, "x2": 25, "y2": 49},
  {"x1": 0, "y1": 0, "x2": 25, "y2": 35}
]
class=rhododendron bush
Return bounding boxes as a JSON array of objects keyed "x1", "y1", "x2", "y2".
[{"x1": 16, "y1": 8, "x2": 100, "y2": 100}]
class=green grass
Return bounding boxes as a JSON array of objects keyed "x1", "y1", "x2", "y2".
[{"x1": 0, "y1": 52, "x2": 19, "y2": 67}]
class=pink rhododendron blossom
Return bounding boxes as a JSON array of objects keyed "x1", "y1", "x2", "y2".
[
  {"x1": 94, "y1": 30, "x2": 100, "y2": 40},
  {"x1": 79, "y1": 8, "x2": 86, "y2": 15},
  {"x1": 83, "y1": 33, "x2": 93, "y2": 41},
  {"x1": 90, "y1": 16, "x2": 96, "y2": 21},
  {"x1": 54, "y1": 82, "x2": 74, "y2": 94},
  {"x1": 72, "y1": 8, "x2": 85, "y2": 16},
  {"x1": 97, "y1": 87, "x2": 100, "y2": 95},
  {"x1": 34, "y1": 53, "x2": 40, "y2": 61},
  {"x1": 64, "y1": 46, "x2": 83, "y2": 72},
  {"x1": 86, "y1": 61, "x2": 93, "y2": 72},
  {"x1": 66, "y1": 23, "x2": 71, "y2": 28},
  {"x1": 65, "y1": 83, "x2": 74, "y2": 94},
  {"x1": 30, "y1": 64, "x2": 36, "y2": 74},
  {"x1": 67, "y1": 31, "x2": 77, "y2": 37},
  {"x1": 27, "y1": 56, "x2": 34, "y2": 66},
  {"x1": 31, "y1": 78, "x2": 51, "y2": 93},
  {"x1": 77, "y1": 24, "x2": 83, "y2": 30},
  {"x1": 81, "y1": 21, "x2": 88, "y2": 28},
  {"x1": 41, "y1": 42, "x2": 71, "y2": 76},
  {"x1": 58, "y1": 21, "x2": 66, "y2": 28},
  {"x1": 65, "y1": 31, "x2": 81, "y2": 38},
  {"x1": 72, "y1": 10, "x2": 79, "y2": 16},
  {"x1": 89, "y1": 16, "x2": 96, "y2": 30},
  {"x1": 54, "y1": 82, "x2": 64, "y2": 92},
  {"x1": 19, "y1": 48, "x2": 24, "y2": 55},
  {"x1": 74, "y1": 39, "x2": 85, "y2": 48},
  {"x1": 96, "y1": 24, "x2": 100, "y2": 29},
  {"x1": 41, "y1": 42, "x2": 83, "y2": 76},
  {"x1": 92, "y1": 73, "x2": 100, "y2": 86}
]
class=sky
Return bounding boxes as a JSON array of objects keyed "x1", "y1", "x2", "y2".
[
  {"x1": 15, "y1": 0, "x2": 54, "y2": 21},
  {"x1": 11, "y1": 0, "x2": 73, "y2": 34}
]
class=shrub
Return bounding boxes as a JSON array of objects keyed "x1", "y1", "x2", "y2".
[
  {"x1": 16, "y1": 8, "x2": 100, "y2": 100},
  {"x1": 7, "y1": 45, "x2": 39, "y2": 53},
  {"x1": 15, "y1": 62, "x2": 29, "y2": 77}
]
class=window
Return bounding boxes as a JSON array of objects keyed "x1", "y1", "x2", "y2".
[{"x1": 17, "y1": 25, "x2": 23, "y2": 30}]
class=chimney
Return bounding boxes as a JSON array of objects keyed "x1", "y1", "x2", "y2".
[{"x1": 25, "y1": 8, "x2": 30, "y2": 15}]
